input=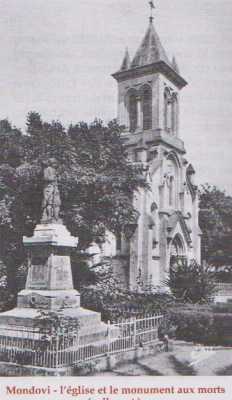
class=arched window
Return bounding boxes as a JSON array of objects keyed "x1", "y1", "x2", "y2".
[
  {"x1": 164, "y1": 88, "x2": 172, "y2": 132},
  {"x1": 164, "y1": 88, "x2": 178, "y2": 135},
  {"x1": 151, "y1": 202, "x2": 158, "y2": 249},
  {"x1": 129, "y1": 93, "x2": 137, "y2": 132},
  {"x1": 166, "y1": 153, "x2": 181, "y2": 210},
  {"x1": 167, "y1": 101, "x2": 172, "y2": 131},
  {"x1": 164, "y1": 90, "x2": 167, "y2": 129},
  {"x1": 166, "y1": 160, "x2": 176, "y2": 208},
  {"x1": 169, "y1": 176, "x2": 174, "y2": 207},
  {"x1": 142, "y1": 86, "x2": 152, "y2": 130},
  {"x1": 171, "y1": 235, "x2": 184, "y2": 257},
  {"x1": 171, "y1": 94, "x2": 178, "y2": 135}
]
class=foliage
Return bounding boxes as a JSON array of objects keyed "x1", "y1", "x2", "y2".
[
  {"x1": 80, "y1": 261, "x2": 127, "y2": 321},
  {"x1": 213, "y1": 313, "x2": 232, "y2": 346},
  {"x1": 158, "y1": 316, "x2": 177, "y2": 340},
  {"x1": 34, "y1": 310, "x2": 80, "y2": 351},
  {"x1": 34, "y1": 310, "x2": 80, "y2": 337},
  {"x1": 199, "y1": 184, "x2": 232, "y2": 267},
  {"x1": 165, "y1": 258, "x2": 216, "y2": 304},
  {"x1": 0, "y1": 120, "x2": 26, "y2": 290},
  {"x1": 214, "y1": 268, "x2": 232, "y2": 283},
  {"x1": 212, "y1": 302, "x2": 232, "y2": 313},
  {"x1": 168, "y1": 306, "x2": 215, "y2": 344},
  {"x1": 73, "y1": 360, "x2": 97, "y2": 376},
  {"x1": 71, "y1": 253, "x2": 98, "y2": 290},
  {"x1": 168, "y1": 304, "x2": 232, "y2": 346},
  {"x1": 0, "y1": 288, "x2": 16, "y2": 311},
  {"x1": 0, "y1": 113, "x2": 147, "y2": 290},
  {"x1": 80, "y1": 259, "x2": 175, "y2": 321}
]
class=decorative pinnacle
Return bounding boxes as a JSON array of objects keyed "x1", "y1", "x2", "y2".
[{"x1": 148, "y1": 0, "x2": 155, "y2": 23}]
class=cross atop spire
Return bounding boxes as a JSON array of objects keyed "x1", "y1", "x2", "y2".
[
  {"x1": 113, "y1": 0, "x2": 187, "y2": 89},
  {"x1": 148, "y1": 1, "x2": 155, "y2": 23}
]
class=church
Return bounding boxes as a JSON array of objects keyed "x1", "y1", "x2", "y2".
[{"x1": 92, "y1": 12, "x2": 202, "y2": 290}]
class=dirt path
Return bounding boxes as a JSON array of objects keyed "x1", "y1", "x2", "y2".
[{"x1": 93, "y1": 345, "x2": 232, "y2": 376}]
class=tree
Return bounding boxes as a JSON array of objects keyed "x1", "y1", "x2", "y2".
[
  {"x1": 0, "y1": 113, "x2": 147, "y2": 290},
  {"x1": 199, "y1": 184, "x2": 232, "y2": 267},
  {"x1": 0, "y1": 120, "x2": 25, "y2": 291}
]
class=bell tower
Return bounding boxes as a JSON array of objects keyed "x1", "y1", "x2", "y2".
[
  {"x1": 111, "y1": 6, "x2": 201, "y2": 290},
  {"x1": 112, "y1": 16, "x2": 187, "y2": 158}
]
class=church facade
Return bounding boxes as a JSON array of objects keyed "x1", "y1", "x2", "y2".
[{"x1": 98, "y1": 17, "x2": 202, "y2": 290}]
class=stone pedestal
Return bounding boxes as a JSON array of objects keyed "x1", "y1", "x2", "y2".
[
  {"x1": 0, "y1": 223, "x2": 109, "y2": 345},
  {"x1": 21, "y1": 224, "x2": 80, "y2": 310}
]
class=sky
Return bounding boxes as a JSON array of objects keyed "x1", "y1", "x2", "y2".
[{"x1": 0, "y1": 0, "x2": 231, "y2": 194}]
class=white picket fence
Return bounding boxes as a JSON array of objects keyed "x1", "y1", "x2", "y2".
[
  {"x1": 215, "y1": 283, "x2": 232, "y2": 296},
  {"x1": 0, "y1": 314, "x2": 163, "y2": 369}
]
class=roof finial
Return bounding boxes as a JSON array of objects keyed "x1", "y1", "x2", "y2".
[
  {"x1": 148, "y1": 1, "x2": 155, "y2": 23},
  {"x1": 120, "y1": 47, "x2": 131, "y2": 71}
]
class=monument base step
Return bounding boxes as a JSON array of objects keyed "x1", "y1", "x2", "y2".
[
  {"x1": 0, "y1": 306, "x2": 114, "y2": 344},
  {"x1": 17, "y1": 289, "x2": 80, "y2": 310}
]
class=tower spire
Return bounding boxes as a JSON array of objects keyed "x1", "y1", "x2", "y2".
[
  {"x1": 148, "y1": 1, "x2": 155, "y2": 23},
  {"x1": 120, "y1": 47, "x2": 131, "y2": 71}
]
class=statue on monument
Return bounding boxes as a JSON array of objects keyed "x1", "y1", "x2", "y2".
[{"x1": 41, "y1": 159, "x2": 62, "y2": 224}]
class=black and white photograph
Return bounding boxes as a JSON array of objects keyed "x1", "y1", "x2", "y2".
[{"x1": 0, "y1": 0, "x2": 232, "y2": 388}]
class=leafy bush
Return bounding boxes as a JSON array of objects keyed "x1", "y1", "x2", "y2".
[
  {"x1": 0, "y1": 288, "x2": 16, "y2": 311},
  {"x1": 165, "y1": 259, "x2": 216, "y2": 304},
  {"x1": 213, "y1": 302, "x2": 232, "y2": 313},
  {"x1": 213, "y1": 313, "x2": 232, "y2": 345},
  {"x1": 34, "y1": 310, "x2": 80, "y2": 349},
  {"x1": 158, "y1": 316, "x2": 177, "y2": 340},
  {"x1": 73, "y1": 360, "x2": 97, "y2": 376},
  {"x1": 167, "y1": 304, "x2": 232, "y2": 346},
  {"x1": 214, "y1": 269, "x2": 232, "y2": 283},
  {"x1": 168, "y1": 306, "x2": 216, "y2": 344},
  {"x1": 80, "y1": 262, "x2": 175, "y2": 321}
]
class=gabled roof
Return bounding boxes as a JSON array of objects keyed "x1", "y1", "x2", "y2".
[
  {"x1": 167, "y1": 211, "x2": 192, "y2": 244},
  {"x1": 131, "y1": 20, "x2": 171, "y2": 68}
]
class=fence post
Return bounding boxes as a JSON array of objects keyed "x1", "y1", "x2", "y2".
[
  {"x1": 107, "y1": 320, "x2": 111, "y2": 356},
  {"x1": 55, "y1": 334, "x2": 59, "y2": 374},
  {"x1": 133, "y1": 318, "x2": 137, "y2": 348}
]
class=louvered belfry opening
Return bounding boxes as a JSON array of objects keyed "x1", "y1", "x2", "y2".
[
  {"x1": 142, "y1": 86, "x2": 152, "y2": 131},
  {"x1": 129, "y1": 93, "x2": 138, "y2": 132}
]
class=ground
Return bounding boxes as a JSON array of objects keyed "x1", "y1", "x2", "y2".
[{"x1": 89, "y1": 344, "x2": 232, "y2": 376}]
